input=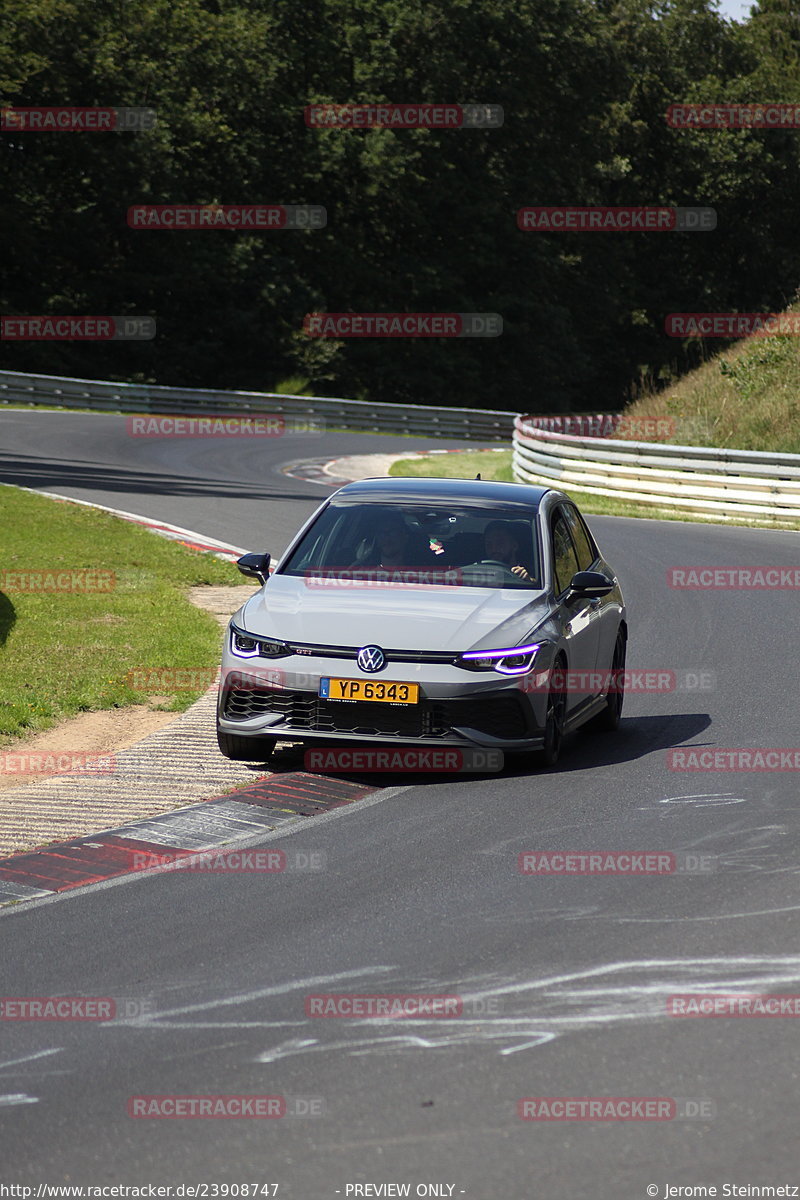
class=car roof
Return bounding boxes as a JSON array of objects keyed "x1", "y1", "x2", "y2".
[{"x1": 329, "y1": 476, "x2": 552, "y2": 509}]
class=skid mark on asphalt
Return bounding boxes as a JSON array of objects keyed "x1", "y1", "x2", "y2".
[
  {"x1": 657, "y1": 793, "x2": 749, "y2": 806},
  {"x1": 91, "y1": 956, "x2": 800, "y2": 1058},
  {"x1": 257, "y1": 1030, "x2": 557, "y2": 1063},
  {"x1": 109, "y1": 966, "x2": 395, "y2": 1027},
  {"x1": 611, "y1": 902, "x2": 800, "y2": 921},
  {"x1": 0, "y1": 1048, "x2": 62, "y2": 1071},
  {"x1": 229, "y1": 955, "x2": 800, "y2": 1060}
]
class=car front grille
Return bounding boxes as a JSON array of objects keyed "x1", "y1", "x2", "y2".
[{"x1": 223, "y1": 684, "x2": 530, "y2": 740}]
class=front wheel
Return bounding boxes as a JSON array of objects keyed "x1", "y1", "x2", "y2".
[
  {"x1": 537, "y1": 661, "x2": 567, "y2": 768},
  {"x1": 592, "y1": 629, "x2": 626, "y2": 732},
  {"x1": 217, "y1": 728, "x2": 277, "y2": 762}
]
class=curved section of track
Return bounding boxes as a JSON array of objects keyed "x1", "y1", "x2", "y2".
[{"x1": 2, "y1": 410, "x2": 800, "y2": 1197}]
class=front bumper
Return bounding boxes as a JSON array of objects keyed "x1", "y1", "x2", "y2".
[{"x1": 216, "y1": 654, "x2": 548, "y2": 751}]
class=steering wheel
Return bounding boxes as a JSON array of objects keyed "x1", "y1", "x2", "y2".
[{"x1": 460, "y1": 558, "x2": 521, "y2": 581}]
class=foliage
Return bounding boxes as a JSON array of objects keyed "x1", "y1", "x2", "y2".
[{"x1": 1, "y1": 0, "x2": 799, "y2": 410}]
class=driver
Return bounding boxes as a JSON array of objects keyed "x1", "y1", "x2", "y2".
[
  {"x1": 483, "y1": 520, "x2": 531, "y2": 580},
  {"x1": 351, "y1": 511, "x2": 416, "y2": 569}
]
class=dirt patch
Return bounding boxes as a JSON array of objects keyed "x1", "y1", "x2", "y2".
[
  {"x1": 186, "y1": 584, "x2": 256, "y2": 627},
  {"x1": 0, "y1": 706, "x2": 177, "y2": 793}
]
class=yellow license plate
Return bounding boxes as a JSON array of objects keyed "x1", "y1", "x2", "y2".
[{"x1": 320, "y1": 678, "x2": 419, "y2": 704}]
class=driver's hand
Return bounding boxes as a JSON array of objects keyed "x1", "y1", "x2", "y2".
[{"x1": 511, "y1": 565, "x2": 530, "y2": 579}]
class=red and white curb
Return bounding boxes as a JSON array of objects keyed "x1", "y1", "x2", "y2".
[{"x1": 0, "y1": 773, "x2": 376, "y2": 906}]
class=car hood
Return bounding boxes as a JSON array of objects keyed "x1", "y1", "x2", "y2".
[{"x1": 238, "y1": 575, "x2": 549, "y2": 652}]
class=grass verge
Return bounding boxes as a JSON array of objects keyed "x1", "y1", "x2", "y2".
[
  {"x1": 621, "y1": 300, "x2": 800, "y2": 453},
  {"x1": 388, "y1": 450, "x2": 800, "y2": 530},
  {"x1": 0, "y1": 486, "x2": 241, "y2": 747}
]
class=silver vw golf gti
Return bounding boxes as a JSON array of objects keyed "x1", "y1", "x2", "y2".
[{"x1": 216, "y1": 477, "x2": 626, "y2": 767}]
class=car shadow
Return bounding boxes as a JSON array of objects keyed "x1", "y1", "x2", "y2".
[
  {"x1": 0, "y1": 591, "x2": 16, "y2": 646},
  {"x1": 503, "y1": 711, "x2": 714, "y2": 778},
  {"x1": 241, "y1": 712, "x2": 713, "y2": 788}
]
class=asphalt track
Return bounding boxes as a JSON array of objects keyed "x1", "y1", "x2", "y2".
[{"x1": 1, "y1": 409, "x2": 800, "y2": 1198}]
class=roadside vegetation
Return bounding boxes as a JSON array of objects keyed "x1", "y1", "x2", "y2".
[
  {"x1": 620, "y1": 300, "x2": 800, "y2": 453},
  {"x1": 2, "y1": 1, "x2": 799, "y2": 412},
  {"x1": 388, "y1": 297, "x2": 800, "y2": 528},
  {"x1": 0, "y1": 487, "x2": 240, "y2": 747}
]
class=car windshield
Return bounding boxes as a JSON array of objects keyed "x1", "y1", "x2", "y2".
[{"x1": 279, "y1": 500, "x2": 542, "y2": 589}]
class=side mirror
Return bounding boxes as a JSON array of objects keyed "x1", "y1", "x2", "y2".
[
  {"x1": 236, "y1": 552, "x2": 271, "y2": 585},
  {"x1": 566, "y1": 569, "x2": 614, "y2": 599}
]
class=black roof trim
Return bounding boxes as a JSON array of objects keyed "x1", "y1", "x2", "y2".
[{"x1": 328, "y1": 476, "x2": 551, "y2": 506}]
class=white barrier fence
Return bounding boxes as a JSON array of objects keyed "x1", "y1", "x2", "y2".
[
  {"x1": 512, "y1": 416, "x2": 800, "y2": 520},
  {"x1": 0, "y1": 369, "x2": 516, "y2": 442}
]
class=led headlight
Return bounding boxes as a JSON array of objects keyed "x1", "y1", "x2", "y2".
[
  {"x1": 230, "y1": 626, "x2": 290, "y2": 659},
  {"x1": 460, "y1": 642, "x2": 541, "y2": 676}
]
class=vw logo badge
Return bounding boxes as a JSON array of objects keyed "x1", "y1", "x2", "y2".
[{"x1": 357, "y1": 645, "x2": 386, "y2": 673}]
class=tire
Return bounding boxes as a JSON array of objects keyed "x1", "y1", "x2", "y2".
[
  {"x1": 592, "y1": 628, "x2": 626, "y2": 732},
  {"x1": 537, "y1": 657, "x2": 568, "y2": 768},
  {"x1": 216, "y1": 728, "x2": 277, "y2": 762}
]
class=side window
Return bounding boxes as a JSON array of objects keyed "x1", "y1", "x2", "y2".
[
  {"x1": 563, "y1": 505, "x2": 596, "y2": 572},
  {"x1": 550, "y1": 510, "x2": 581, "y2": 596}
]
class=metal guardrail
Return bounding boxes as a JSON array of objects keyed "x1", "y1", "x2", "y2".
[
  {"x1": 0, "y1": 370, "x2": 516, "y2": 442},
  {"x1": 512, "y1": 416, "x2": 800, "y2": 520},
  {"x1": 5, "y1": 371, "x2": 795, "y2": 519}
]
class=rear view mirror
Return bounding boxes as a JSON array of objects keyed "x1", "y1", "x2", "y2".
[{"x1": 236, "y1": 552, "x2": 271, "y2": 585}]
